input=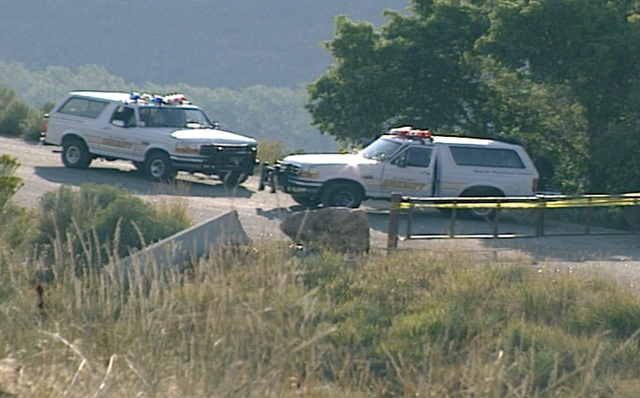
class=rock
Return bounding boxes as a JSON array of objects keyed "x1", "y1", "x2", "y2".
[{"x1": 280, "y1": 207, "x2": 370, "y2": 253}]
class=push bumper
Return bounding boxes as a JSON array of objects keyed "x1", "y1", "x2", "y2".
[
  {"x1": 257, "y1": 162, "x2": 322, "y2": 195},
  {"x1": 170, "y1": 152, "x2": 257, "y2": 176}
]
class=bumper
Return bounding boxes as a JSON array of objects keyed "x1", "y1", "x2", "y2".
[
  {"x1": 170, "y1": 153, "x2": 257, "y2": 176},
  {"x1": 257, "y1": 163, "x2": 322, "y2": 195}
]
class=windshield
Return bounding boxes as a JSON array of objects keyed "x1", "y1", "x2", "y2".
[
  {"x1": 360, "y1": 137, "x2": 403, "y2": 161},
  {"x1": 139, "y1": 107, "x2": 215, "y2": 129}
]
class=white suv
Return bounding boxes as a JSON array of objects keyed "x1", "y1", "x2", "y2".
[
  {"x1": 42, "y1": 91, "x2": 258, "y2": 185},
  {"x1": 259, "y1": 127, "x2": 539, "y2": 217}
]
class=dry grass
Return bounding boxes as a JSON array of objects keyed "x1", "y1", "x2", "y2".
[{"x1": 2, "y1": 237, "x2": 640, "y2": 397}]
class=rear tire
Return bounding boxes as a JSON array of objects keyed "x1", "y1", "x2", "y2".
[
  {"x1": 144, "y1": 152, "x2": 176, "y2": 182},
  {"x1": 321, "y1": 182, "x2": 363, "y2": 208},
  {"x1": 61, "y1": 138, "x2": 92, "y2": 169},
  {"x1": 460, "y1": 188, "x2": 504, "y2": 220}
]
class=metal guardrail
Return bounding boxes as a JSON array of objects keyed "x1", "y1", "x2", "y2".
[{"x1": 387, "y1": 192, "x2": 640, "y2": 249}]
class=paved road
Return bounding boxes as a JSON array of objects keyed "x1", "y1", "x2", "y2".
[{"x1": 4, "y1": 135, "x2": 640, "y2": 289}]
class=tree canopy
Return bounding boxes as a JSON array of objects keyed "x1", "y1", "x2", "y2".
[{"x1": 307, "y1": 0, "x2": 640, "y2": 193}]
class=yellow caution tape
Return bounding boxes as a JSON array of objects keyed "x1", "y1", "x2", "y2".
[{"x1": 391, "y1": 194, "x2": 640, "y2": 210}]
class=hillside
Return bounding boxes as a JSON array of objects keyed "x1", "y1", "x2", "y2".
[{"x1": 0, "y1": 0, "x2": 408, "y2": 89}]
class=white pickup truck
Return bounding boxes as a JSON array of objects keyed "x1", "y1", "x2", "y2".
[{"x1": 259, "y1": 127, "x2": 539, "y2": 217}]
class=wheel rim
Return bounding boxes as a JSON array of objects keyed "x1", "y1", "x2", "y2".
[
  {"x1": 149, "y1": 159, "x2": 166, "y2": 178},
  {"x1": 471, "y1": 208, "x2": 494, "y2": 218},
  {"x1": 334, "y1": 191, "x2": 356, "y2": 207},
  {"x1": 66, "y1": 146, "x2": 80, "y2": 164}
]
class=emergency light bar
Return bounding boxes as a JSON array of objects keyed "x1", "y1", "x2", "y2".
[
  {"x1": 127, "y1": 92, "x2": 190, "y2": 106},
  {"x1": 389, "y1": 126, "x2": 433, "y2": 141}
]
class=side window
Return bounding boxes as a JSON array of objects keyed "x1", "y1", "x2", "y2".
[
  {"x1": 392, "y1": 147, "x2": 432, "y2": 168},
  {"x1": 58, "y1": 98, "x2": 109, "y2": 118},
  {"x1": 406, "y1": 147, "x2": 432, "y2": 168},
  {"x1": 449, "y1": 146, "x2": 525, "y2": 169},
  {"x1": 110, "y1": 106, "x2": 136, "y2": 127}
]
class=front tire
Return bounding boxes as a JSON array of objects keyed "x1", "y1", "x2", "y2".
[
  {"x1": 321, "y1": 182, "x2": 363, "y2": 208},
  {"x1": 220, "y1": 172, "x2": 248, "y2": 186},
  {"x1": 61, "y1": 138, "x2": 92, "y2": 169},
  {"x1": 144, "y1": 152, "x2": 176, "y2": 182}
]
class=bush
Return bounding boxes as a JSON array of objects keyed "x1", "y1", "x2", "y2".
[
  {"x1": 0, "y1": 154, "x2": 22, "y2": 209},
  {"x1": 0, "y1": 88, "x2": 30, "y2": 137},
  {"x1": 35, "y1": 183, "x2": 192, "y2": 263}
]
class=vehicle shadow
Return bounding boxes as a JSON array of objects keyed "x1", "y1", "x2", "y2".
[{"x1": 33, "y1": 166, "x2": 252, "y2": 198}]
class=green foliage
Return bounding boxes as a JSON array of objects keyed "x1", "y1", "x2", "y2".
[
  {"x1": 36, "y1": 183, "x2": 192, "y2": 261},
  {"x1": 483, "y1": 0, "x2": 640, "y2": 192},
  {"x1": 307, "y1": 4, "x2": 490, "y2": 142},
  {"x1": 0, "y1": 87, "x2": 30, "y2": 137},
  {"x1": 0, "y1": 155, "x2": 33, "y2": 251},
  {"x1": 0, "y1": 87, "x2": 53, "y2": 141},
  {"x1": 0, "y1": 154, "x2": 23, "y2": 209},
  {"x1": 304, "y1": 0, "x2": 640, "y2": 192}
]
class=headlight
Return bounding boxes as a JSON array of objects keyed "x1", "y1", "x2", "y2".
[
  {"x1": 175, "y1": 142, "x2": 200, "y2": 154},
  {"x1": 298, "y1": 165, "x2": 318, "y2": 178}
]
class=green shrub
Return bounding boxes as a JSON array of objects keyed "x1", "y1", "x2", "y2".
[
  {"x1": 0, "y1": 154, "x2": 22, "y2": 209},
  {"x1": 35, "y1": 183, "x2": 192, "y2": 263},
  {"x1": 0, "y1": 88, "x2": 30, "y2": 137}
]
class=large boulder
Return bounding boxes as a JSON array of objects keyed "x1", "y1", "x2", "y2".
[{"x1": 280, "y1": 207, "x2": 370, "y2": 253}]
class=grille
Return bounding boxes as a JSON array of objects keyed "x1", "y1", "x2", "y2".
[
  {"x1": 277, "y1": 162, "x2": 299, "y2": 175},
  {"x1": 199, "y1": 144, "x2": 253, "y2": 157}
]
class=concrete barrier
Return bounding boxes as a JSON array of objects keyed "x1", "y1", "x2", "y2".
[{"x1": 115, "y1": 209, "x2": 250, "y2": 270}]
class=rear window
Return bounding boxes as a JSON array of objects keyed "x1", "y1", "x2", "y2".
[
  {"x1": 449, "y1": 146, "x2": 525, "y2": 169},
  {"x1": 57, "y1": 97, "x2": 109, "y2": 118}
]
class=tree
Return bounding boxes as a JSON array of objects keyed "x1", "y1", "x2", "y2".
[
  {"x1": 306, "y1": 1, "x2": 491, "y2": 142},
  {"x1": 482, "y1": 0, "x2": 640, "y2": 192}
]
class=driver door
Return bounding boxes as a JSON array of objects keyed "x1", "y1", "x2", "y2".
[
  {"x1": 98, "y1": 105, "x2": 137, "y2": 157},
  {"x1": 380, "y1": 146, "x2": 434, "y2": 198}
]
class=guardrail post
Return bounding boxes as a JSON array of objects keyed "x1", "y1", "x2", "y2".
[
  {"x1": 449, "y1": 201, "x2": 457, "y2": 238},
  {"x1": 387, "y1": 193, "x2": 401, "y2": 250},
  {"x1": 634, "y1": 198, "x2": 639, "y2": 234},
  {"x1": 405, "y1": 200, "x2": 413, "y2": 240},
  {"x1": 492, "y1": 203, "x2": 501, "y2": 238},
  {"x1": 584, "y1": 197, "x2": 592, "y2": 235},
  {"x1": 534, "y1": 197, "x2": 545, "y2": 237}
]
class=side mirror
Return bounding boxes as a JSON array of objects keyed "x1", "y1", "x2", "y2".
[{"x1": 111, "y1": 120, "x2": 126, "y2": 127}]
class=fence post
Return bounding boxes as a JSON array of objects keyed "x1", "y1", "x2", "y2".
[
  {"x1": 634, "y1": 198, "x2": 639, "y2": 234},
  {"x1": 405, "y1": 200, "x2": 413, "y2": 240},
  {"x1": 584, "y1": 197, "x2": 592, "y2": 235},
  {"x1": 449, "y1": 201, "x2": 457, "y2": 238},
  {"x1": 492, "y1": 202, "x2": 501, "y2": 238},
  {"x1": 387, "y1": 193, "x2": 401, "y2": 250},
  {"x1": 534, "y1": 197, "x2": 545, "y2": 237}
]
